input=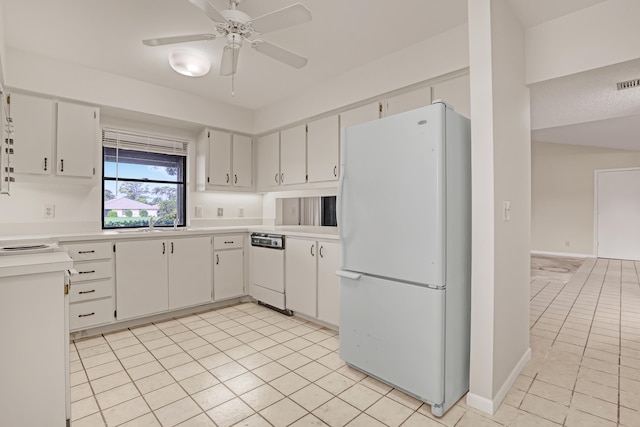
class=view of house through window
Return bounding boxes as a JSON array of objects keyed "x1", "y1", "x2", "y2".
[{"x1": 102, "y1": 129, "x2": 187, "y2": 229}]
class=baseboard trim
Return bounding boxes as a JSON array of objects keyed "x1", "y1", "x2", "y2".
[
  {"x1": 530, "y1": 250, "x2": 593, "y2": 258},
  {"x1": 466, "y1": 347, "x2": 531, "y2": 415}
]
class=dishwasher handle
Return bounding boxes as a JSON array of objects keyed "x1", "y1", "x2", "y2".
[{"x1": 336, "y1": 270, "x2": 362, "y2": 280}]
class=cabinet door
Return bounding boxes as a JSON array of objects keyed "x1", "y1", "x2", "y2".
[
  {"x1": 383, "y1": 87, "x2": 432, "y2": 117},
  {"x1": 56, "y1": 101, "x2": 97, "y2": 177},
  {"x1": 232, "y1": 134, "x2": 252, "y2": 187},
  {"x1": 432, "y1": 74, "x2": 471, "y2": 119},
  {"x1": 285, "y1": 238, "x2": 317, "y2": 317},
  {"x1": 340, "y1": 102, "x2": 380, "y2": 129},
  {"x1": 168, "y1": 236, "x2": 213, "y2": 309},
  {"x1": 115, "y1": 240, "x2": 168, "y2": 320},
  {"x1": 208, "y1": 130, "x2": 232, "y2": 186},
  {"x1": 9, "y1": 93, "x2": 53, "y2": 175},
  {"x1": 280, "y1": 125, "x2": 306, "y2": 185},
  {"x1": 307, "y1": 115, "x2": 339, "y2": 183},
  {"x1": 214, "y1": 249, "x2": 244, "y2": 300},
  {"x1": 256, "y1": 132, "x2": 280, "y2": 188},
  {"x1": 317, "y1": 241, "x2": 341, "y2": 326}
]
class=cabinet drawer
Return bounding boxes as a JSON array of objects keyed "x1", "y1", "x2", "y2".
[
  {"x1": 69, "y1": 298, "x2": 113, "y2": 330},
  {"x1": 64, "y1": 242, "x2": 112, "y2": 261},
  {"x1": 69, "y1": 279, "x2": 113, "y2": 303},
  {"x1": 72, "y1": 260, "x2": 113, "y2": 282},
  {"x1": 214, "y1": 234, "x2": 244, "y2": 250}
]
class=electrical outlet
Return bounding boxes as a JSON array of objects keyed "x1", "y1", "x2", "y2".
[
  {"x1": 195, "y1": 206, "x2": 203, "y2": 218},
  {"x1": 565, "y1": 241, "x2": 570, "y2": 247},
  {"x1": 43, "y1": 204, "x2": 55, "y2": 218},
  {"x1": 217, "y1": 208, "x2": 223, "y2": 217},
  {"x1": 239, "y1": 207, "x2": 245, "y2": 218}
]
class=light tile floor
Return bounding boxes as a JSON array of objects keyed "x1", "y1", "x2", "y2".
[{"x1": 71, "y1": 256, "x2": 640, "y2": 426}]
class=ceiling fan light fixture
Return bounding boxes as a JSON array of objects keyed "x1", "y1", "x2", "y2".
[{"x1": 168, "y1": 50, "x2": 211, "y2": 77}]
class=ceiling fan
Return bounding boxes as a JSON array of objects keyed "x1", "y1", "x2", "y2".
[{"x1": 143, "y1": 0, "x2": 312, "y2": 76}]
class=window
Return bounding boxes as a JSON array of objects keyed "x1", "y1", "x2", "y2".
[{"x1": 102, "y1": 129, "x2": 187, "y2": 229}]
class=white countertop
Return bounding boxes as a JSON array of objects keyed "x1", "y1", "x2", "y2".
[
  {"x1": 0, "y1": 251, "x2": 73, "y2": 278},
  {"x1": 0, "y1": 225, "x2": 340, "y2": 245}
]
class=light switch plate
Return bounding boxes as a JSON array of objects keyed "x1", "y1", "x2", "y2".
[
  {"x1": 503, "y1": 200, "x2": 511, "y2": 222},
  {"x1": 217, "y1": 208, "x2": 223, "y2": 217},
  {"x1": 195, "y1": 206, "x2": 203, "y2": 218},
  {"x1": 239, "y1": 207, "x2": 245, "y2": 218}
]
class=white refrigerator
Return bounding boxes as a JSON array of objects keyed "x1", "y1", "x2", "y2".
[{"x1": 336, "y1": 101, "x2": 471, "y2": 417}]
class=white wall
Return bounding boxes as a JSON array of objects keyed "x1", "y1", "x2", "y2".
[
  {"x1": 0, "y1": 0, "x2": 6, "y2": 84},
  {"x1": 467, "y1": 0, "x2": 531, "y2": 414},
  {"x1": 532, "y1": 141, "x2": 640, "y2": 256},
  {"x1": 526, "y1": 0, "x2": 640, "y2": 84},
  {"x1": 5, "y1": 48, "x2": 254, "y2": 134},
  {"x1": 253, "y1": 24, "x2": 470, "y2": 133}
]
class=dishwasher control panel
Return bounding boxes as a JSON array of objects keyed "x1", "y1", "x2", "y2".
[{"x1": 250, "y1": 233, "x2": 285, "y2": 249}]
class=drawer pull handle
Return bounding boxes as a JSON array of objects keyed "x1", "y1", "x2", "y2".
[
  {"x1": 234, "y1": 174, "x2": 238, "y2": 184},
  {"x1": 79, "y1": 270, "x2": 95, "y2": 274},
  {"x1": 44, "y1": 157, "x2": 48, "y2": 171},
  {"x1": 60, "y1": 159, "x2": 64, "y2": 172},
  {"x1": 78, "y1": 312, "x2": 95, "y2": 318},
  {"x1": 216, "y1": 254, "x2": 220, "y2": 265},
  {"x1": 310, "y1": 244, "x2": 315, "y2": 257},
  {"x1": 79, "y1": 290, "x2": 96, "y2": 294},
  {"x1": 224, "y1": 241, "x2": 234, "y2": 244},
  {"x1": 78, "y1": 250, "x2": 95, "y2": 254},
  {"x1": 320, "y1": 245, "x2": 324, "y2": 258}
]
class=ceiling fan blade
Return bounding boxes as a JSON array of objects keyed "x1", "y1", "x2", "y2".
[
  {"x1": 188, "y1": 0, "x2": 227, "y2": 23},
  {"x1": 220, "y1": 46, "x2": 240, "y2": 76},
  {"x1": 142, "y1": 33, "x2": 217, "y2": 46},
  {"x1": 251, "y1": 40, "x2": 308, "y2": 69},
  {"x1": 250, "y1": 3, "x2": 312, "y2": 34}
]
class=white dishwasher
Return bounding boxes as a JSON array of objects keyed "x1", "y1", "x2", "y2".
[{"x1": 249, "y1": 233, "x2": 291, "y2": 314}]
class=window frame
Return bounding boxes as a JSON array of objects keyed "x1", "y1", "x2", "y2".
[{"x1": 101, "y1": 133, "x2": 187, "y2": 230}]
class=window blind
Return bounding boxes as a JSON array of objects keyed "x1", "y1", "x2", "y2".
[{"x1": 102, "y1": 128, "x2": 188, "y2": 156}]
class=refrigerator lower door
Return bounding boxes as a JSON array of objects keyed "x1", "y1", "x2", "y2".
[{"x1": 339, "y1": 271, "x2": 445, "y2": 404}]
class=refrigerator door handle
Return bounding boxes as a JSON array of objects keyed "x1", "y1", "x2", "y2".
[{"x1": 336, "y1": 270, "x2": 361, "y2": 280}]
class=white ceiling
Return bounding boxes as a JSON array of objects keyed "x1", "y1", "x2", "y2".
[{"x1": 3, "y1": 0, "x2": 637, "y2": 150}]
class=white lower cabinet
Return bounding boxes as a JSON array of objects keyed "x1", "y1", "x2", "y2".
[
  {"x1": 285, "y1": 238, "x2": 318, "y2": 317},
  {"x1": 317, "y1": 241, "x2": 341, "y2": 326},
  {"x1": 116, "y1": 237, "x2": 213, "y2": 320},
  {"x1": 285, "y1": 238, "x2": 341, "y2": 326},
  {"x1": 213, "y1": 234, "x2": 245, "y2": 300},
  {"x1": 115, "y1": 239, "x2": 169, "y2": 321},
  {"x1": 168, "y1": 236, "x2": 213, "y2": 310},
  {"x1": 62, "y1": 241, "x2": 115, "y2": 330}
]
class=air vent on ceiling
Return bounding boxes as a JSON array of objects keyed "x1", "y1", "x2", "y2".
[{"x1": 617, "y1": 78, "x2": 640, "y2": 90}]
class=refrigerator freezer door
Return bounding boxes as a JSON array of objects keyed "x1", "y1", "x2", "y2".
[
  {"x1": 338, "y1": 104, "x2": 445, "y2": 286},
  {"x1": 339, "y1": 272, "x2": 445, "y2": 403}
]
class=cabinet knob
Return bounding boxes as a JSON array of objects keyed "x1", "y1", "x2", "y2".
[
  {"x1": 280, "y1": 173, "x2": 284, "y2": 184},
  {"x1": 234, "y1": 174, "x2": 238, "y2": 184},
  {"x1": 274, "y1": 173, "x2": 279, "y2": 184},
  {"x1": 310, "y1": 244, "x2": 315, "y2": 257},
  {"x1": 226, "y1": 173, "x2": 230, "y2": 183},
  {"x1": 319, "y1": 245, "x2": 324, "y2": 258},
  {"x1": 216, "y1": 254, "x2": 220, "y2": 265},
  {"x1": 162, "y1": 242, "x2": 166, "y2": 254}
]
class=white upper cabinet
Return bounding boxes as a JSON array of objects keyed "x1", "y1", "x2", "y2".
[
  {"x1": 208, "y1": 130, "x2": 232, "y2": 186},
  {"x1": 9, "y1": 93, "x2": 54, "y2": 175},
  {"x1": 56, "y1": 101, "x2": 98, "y2": 178},
  {"x1": 340, "y1": 102, "x2": 380, "y2": 129},
  {"x1": 432, "y1": 74, "x2": 471, "y2": 119},
  {"x1": 198, "y1": 129, "x2": 253, "y2": 190},
  {"x1": 232, "y1": 134, "x2": 252, "y2": 187},
  {"x1": 256, "y1": 132, "x2": 280, "y2": 188},
  {"x1": 280, "y1": 124, "x2": 307, "y2": 185},
  {"x1": 307, "y1": 115, "x2": 339, "y2": 183},
  {"x1": 383, "y1": 86, "x2": 432, "y2": 117}
]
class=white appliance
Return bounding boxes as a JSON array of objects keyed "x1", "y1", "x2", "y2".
[
  {"x1": 337, "y1": 101, "x2": 471, "y2": 417},
  {"x1": 249, "y1": 233, "x2": 292, "y2": 314}
]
